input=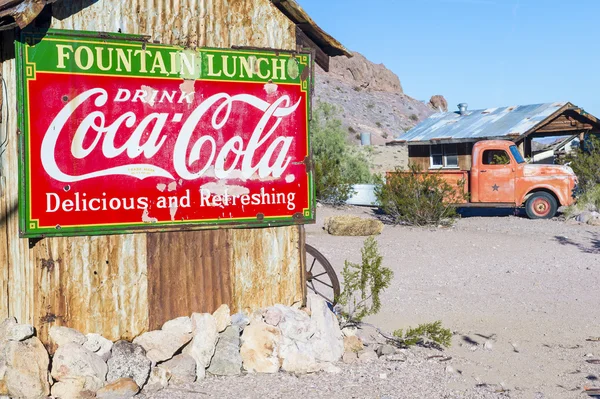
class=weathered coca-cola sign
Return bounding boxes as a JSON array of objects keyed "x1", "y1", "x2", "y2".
[{"x1": 17, "y1": 30, "x2": 314, "y2": 237}]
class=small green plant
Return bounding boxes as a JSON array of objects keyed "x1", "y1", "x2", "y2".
[
  {"x1": 338, "y1": 236, "x2": 393, "y2": 324},
  {"x1": 409, "y1": 113, "x2": 419, "y2": 122},
  {"x1": 375, "y1": 164, "x2": 466, "y2": 226},
  {"x1": 353, "y1": 86, "x2": 362, "y2": 92},
  {"x1": 492, "y1": 152, "x2": 510, "y2": 165},
  {"x1": 376, "y1": 121, "x2": 383, "y2": 128},
  {"x1": 348, "y1": 126, "x2": 357, "y2": 134},
  {"x1": 366, "y1": 103, "x2": 375, "y2": 109},
  {"x1": 382, "y1": 132, "x2": 389, "y2": 139},
  {"x1": 393, "y1": 321, "x2": 452, "y2": 348},
  {"x1": 562, "y1": 134, "x2": 600, "y2": 193},
  {"x1": 564, "y1": 184, "x2": 600, "y2": 218}
]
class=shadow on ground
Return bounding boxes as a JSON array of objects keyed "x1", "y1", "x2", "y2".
[
  {"x1": 554, "y1": 233, "x2": 600, "y2": 254},
  {"x1": 456, "y1": 207, "x2": 526, "y2": 218}
]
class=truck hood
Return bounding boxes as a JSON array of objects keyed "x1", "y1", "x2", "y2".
[{"x1": 522, "y1": 164, "x2": 575, "y2": 177}]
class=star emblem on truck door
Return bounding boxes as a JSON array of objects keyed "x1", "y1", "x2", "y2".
[{"x1": 492, "y1": 184, "x2": 499, "y2": 191}]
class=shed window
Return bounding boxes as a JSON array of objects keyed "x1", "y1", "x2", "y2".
[{"x1": 430, "y1": 144, "x2": 459, "y2": 168}]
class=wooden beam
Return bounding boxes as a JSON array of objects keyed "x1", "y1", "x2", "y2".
[{"x1": 296, "y1": 26, "x2": 329, "y2": 72}]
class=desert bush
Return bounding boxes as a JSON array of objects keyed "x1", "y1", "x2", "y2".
[
  {"x1": 393, "y1": 321, "x2": 452, "y2": 348},
  {"x1": 562, "y1": 134, "x2": 600, "y2": 193},
  {"x1": 374, "y1": 164, "x2": 465, "y2": 226},
  {"x1": 337, "y1": 236, "x2": 393, "y2": 324},
  {"x1": 311, "y1": 102, "x2": 372, "y2": 204},
  {"x1": 564, "y1": 184, "x2": 600, "y2": 218},
  {"x1": 409, "y1": 113, "x2": 419, "y2": 122}
]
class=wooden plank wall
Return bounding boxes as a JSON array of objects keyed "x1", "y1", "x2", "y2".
[{"x1": 0, "y1": 0, "x2": 305, "y2": 344}]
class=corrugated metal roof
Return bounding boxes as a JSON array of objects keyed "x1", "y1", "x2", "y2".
[
  {"x1": 0, "y1": 0, "x2": 57, "y2": 31},
  {"x1": 400, "y1": 102, "x2": 568, "y2": 144}
]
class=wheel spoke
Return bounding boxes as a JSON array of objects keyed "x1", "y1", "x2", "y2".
[
  {"x1": 312, "y1": 271, "x2": 328, "y2": 278},
  {"x1": 313, "y1": 277, "x2": 333, "y2": 289},
  {"x1": 309, "y1": 257, "x2": 317, "y2": 273}
]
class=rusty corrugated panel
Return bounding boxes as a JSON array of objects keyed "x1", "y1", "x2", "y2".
[
  {"x1": 34, "y1": 235, "x2": 148, "y2": 349},
  {"x1": 146, "y1": 230, "x2": 232, "y2": 330},
  {"x1": 229, "y1": 226, "x2": 304, "y2": 314},
  {"x1": 0, "y1": 0, "x2": 305, "y2": 344},
  {"x1": 51, "y1": 0, "x2": 296, "y2": 49}
]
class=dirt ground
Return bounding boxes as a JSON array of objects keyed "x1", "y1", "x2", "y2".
[{"x1": 306, "y1": 205, "x2": 600, "y2": 399}]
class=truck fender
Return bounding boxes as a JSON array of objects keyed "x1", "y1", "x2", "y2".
[{"x1": 520, "y1": 187, "x2": 563, "y2": 207}]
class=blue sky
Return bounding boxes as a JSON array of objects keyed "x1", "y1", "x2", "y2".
[{"x1": 299, "y1": 0, "x2": 600, "y2": 116}]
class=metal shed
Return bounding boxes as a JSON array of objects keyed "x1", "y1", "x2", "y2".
[
  {"x1": 0, "y1": 0, "x2": 348, "y2": 345},
  {"x1": 397, "y1": 102, "x2": 600, "y2": 170}
]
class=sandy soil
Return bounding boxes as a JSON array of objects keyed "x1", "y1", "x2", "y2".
[{"x1": 306, "y1": 205, "x2": 600, "y2": 399}]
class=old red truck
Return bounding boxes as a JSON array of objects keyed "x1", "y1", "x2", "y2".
[{"x1": 432, "y1": 140, "x2": 578, "y2": 219}]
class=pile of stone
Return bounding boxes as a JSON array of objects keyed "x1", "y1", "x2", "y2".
[{"x1": 0, "y1": 294, "x2": 402, "y2": 399}]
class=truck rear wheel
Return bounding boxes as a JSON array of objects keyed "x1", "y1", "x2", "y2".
[{"x1": 525, "y1": 192, "x2": 557, "y2": 219}]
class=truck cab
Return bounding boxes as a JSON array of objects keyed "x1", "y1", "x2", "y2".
[{"x1": 470, "y1": 140, "x2": 577, "y2": 219}]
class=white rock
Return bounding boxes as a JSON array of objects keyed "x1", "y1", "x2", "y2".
[
  {"x1": 263, "y1": 307, "x2": 283, "y2": 326},
  {"x1": 162, "y1": 317, "x2": 192, "y2": 334},
  {"x1": 96, "y1": 377, "x2": 139, "y2": 399},
  {"x1": 183, "y1": 313, "x2": 219, "y2": 379},
  {"x1": 320, "y1": 362, "x2": 342, "y2": 373},
  {"x1": 143, "y1": 367, "x2": 171, "y2": 393},
  {"x1": 49, "y1": 326, "x2": 86, "y2": 347},
  {"x1": 240, "y1": 319, "x2": 281, "y2": 373},
  {"x1": 207, "y1": 326, "x2": 242, "y2": 376},
  {"x1": 84, "y1": 333, "x2": 114, "y2": 361},
  {"x1": 6, "y1": 323, "x2": 34, "y2": 341},
  {"x1": 4, "y1": 337, "x2": 50, "y2": 398},
  {"x1": 275, "y1": 305, "x2": 316, "y2": 343},
  {"x1": 133, "y1": 329, "x2": 192, "y2": 363},
  {"x1": 51, "y1": 377, "x2": 90, "y2": 399},
  {"x1": 160, "y1": 354, "x2": 197, "y2": 385},
  {"x1": 213, "y1": 304, "x2": 231, "y2": 333},
  {"x1": 358, "y1": 349, "x2": 379, "y2": 363},
  {"x1": 483, "y1": 340, "x2": 493, "y2": 351},
  {"x1": 306, "y1": 294, "x2": 344, "y2": 362},
  {"x1": 281, "y1": 350, "x2": 320, "y2": 374},
  {"x1": 379, "y1": 373, "x2": 388, "y2": 379},
  {"x1": 51, "y1": 342, "x2": 108, "y2": 391},
  {"x1": 231, "y1": 313, "x2": 250, "y2": 329},
  {"x1": 106, "y1": 341, "x2": 152, "y2": 389},
  {"x1": 341, "y1": 327, "x2": 357, "y2": 337}
]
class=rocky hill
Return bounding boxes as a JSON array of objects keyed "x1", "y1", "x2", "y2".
[{"x1": 314, "y1": 51, "x2": 444, "y2": 146}]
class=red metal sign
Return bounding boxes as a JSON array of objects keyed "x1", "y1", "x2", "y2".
[{"x1": 17, "y1": 30, "x2": 314, "y2": 237}]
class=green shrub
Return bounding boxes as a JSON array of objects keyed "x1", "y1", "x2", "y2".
[
  {"x1": 338, "y1": 236, "x2": 393, "y2": 324},
  {"x1": 374, "y1": 164, "x2": 465, "y2": 226},
  {"x1": 564, "y1": 184, "x2": 600, "y2": 218},
  {"x1": 409, "y1": 113, "x2": 419, "y2": 122},
  {"x1": 311, "y1": 102, "x2": 372, "y2": 204},
  {"x1": 393, "y1": 321, "x2": 452, "y2": 348},
  {"x1": 562, "y1": 135, "x2": 600, "y2": 193}
]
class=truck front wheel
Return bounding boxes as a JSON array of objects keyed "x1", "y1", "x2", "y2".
[{"x1": 525, "y1": 192, "x2": 557, "y2": 219}]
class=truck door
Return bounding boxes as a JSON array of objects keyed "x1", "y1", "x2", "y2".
[{"x1": 478, "y1": 148, "x2": 516, "y2": 203}]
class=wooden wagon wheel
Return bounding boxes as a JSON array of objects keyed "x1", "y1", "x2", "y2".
[{"x1": 305, "y1": 244, "x2": 341, "y2": 305}]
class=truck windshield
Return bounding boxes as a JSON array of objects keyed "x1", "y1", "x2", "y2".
[{"x1": 509, "y1": 146, "x2": 526, "y2": 164}]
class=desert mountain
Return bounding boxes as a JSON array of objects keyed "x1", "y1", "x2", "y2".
[{"x1": 314, "y1": 51, "x2": 443, "y2": 146}]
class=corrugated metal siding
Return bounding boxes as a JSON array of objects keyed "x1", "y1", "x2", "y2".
[
  {"x1": 0, "y1": 0, "x2": 302, "y2": 342},
  {"x1": 230, "y1": 226, "x2": 304, "y2": 314},
  {"x1": 51, "y1": 0, "x2": 295, "y2": 49},
  {"x1": 34, "y1": 235, "x2": 148, "y2": 347},
  {"x1": 146, "y1": 230, "x2": 232, "y2": 331}
]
